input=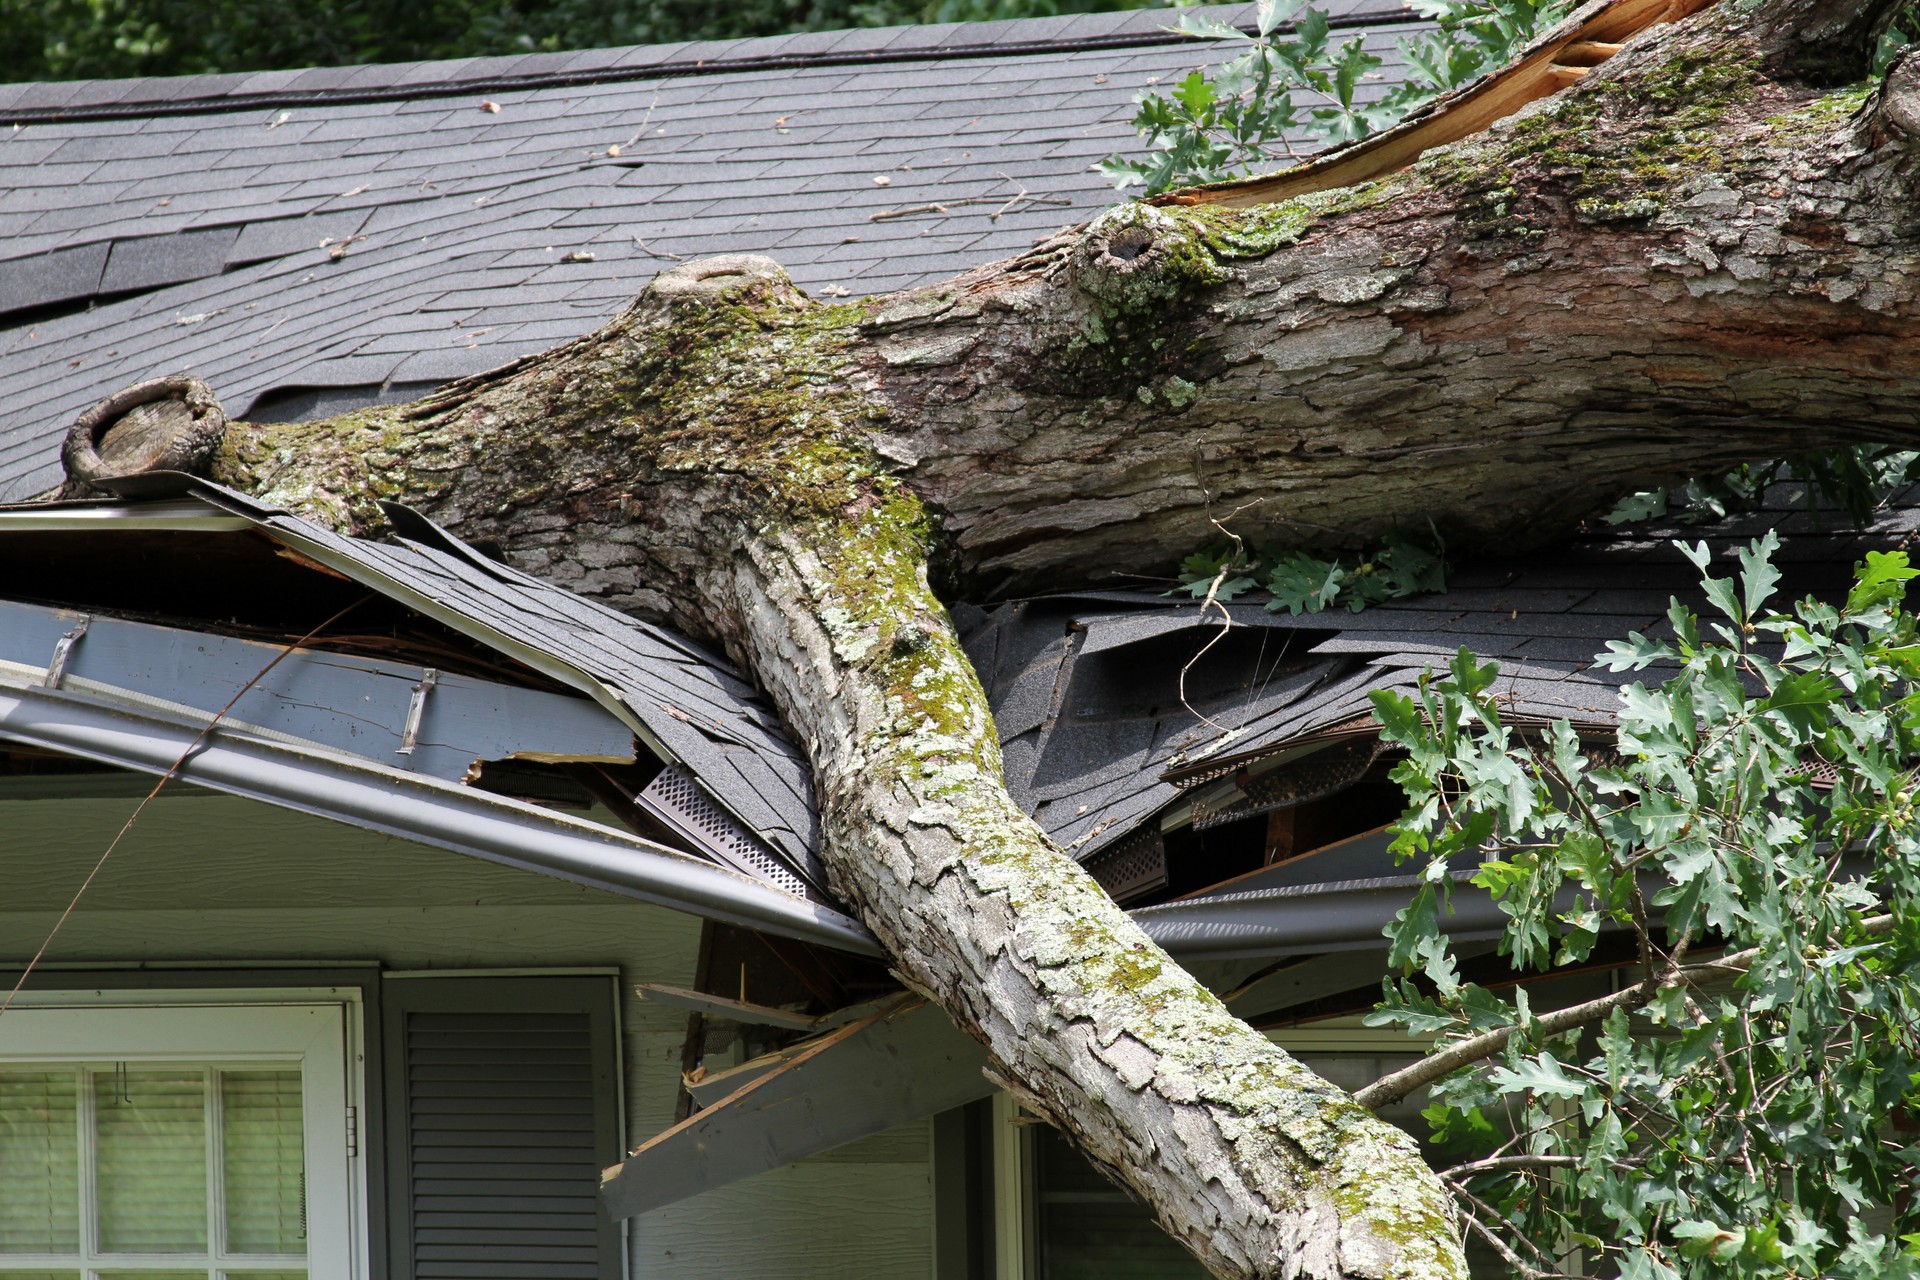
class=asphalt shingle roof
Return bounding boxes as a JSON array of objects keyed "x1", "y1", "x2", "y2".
[{"x1": 0, "y1": 2, "x2": 1427, "y2": 501}]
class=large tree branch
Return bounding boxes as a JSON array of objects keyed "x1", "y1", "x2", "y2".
[
  {"x1": 120, "y1": 3, "x2": 1919, "y2": 1275},
  {"x1": 856, "y1": 3, "x2": 1920, "y2": 593}
]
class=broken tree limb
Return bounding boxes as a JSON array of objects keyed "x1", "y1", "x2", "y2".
[
  {"x1": 143, "y1": 1, "x2": 1920, "y2": 1274},
  {"x1": 1353, "y1": 913, "x2": 1897, "y2": 1112},
  {"x1": 1155, "y1": 0, "x2": 1720, "y2": 211}
]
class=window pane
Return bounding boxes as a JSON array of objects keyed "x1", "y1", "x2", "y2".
[
  {"x1": 94, "y1": 1070, "x2": 208, "y2": 1253},
  {"x1": 221, "y1": 1071, "x2": 306, "y2": 1255},
  {"x1": 0, "y1": 1071, "x2": 79, "y2": 1253},
  {"x1": 1033, "y1": 1127, "x2": 1208, "y2": 1280}
]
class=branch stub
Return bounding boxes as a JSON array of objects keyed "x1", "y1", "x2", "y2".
[
  {"x1": 62, "y1": 374, "x2": 227, "y2": 494},
  {"x1": 645, "y1": 253, "x2": 792, "y2": 303},
  {"x1": 1883, "y1": 47, "x2": 1920, "y2": 142}
]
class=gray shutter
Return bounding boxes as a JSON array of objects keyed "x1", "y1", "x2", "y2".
[{"x1": 385, "y1": 977, "x2": 621, "y2": 1280}]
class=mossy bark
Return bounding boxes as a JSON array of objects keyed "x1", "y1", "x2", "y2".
[{"x1": 200, "y1": 6, "x2": 1920, "y2": 1277}]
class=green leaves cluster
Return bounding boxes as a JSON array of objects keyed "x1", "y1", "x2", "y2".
[
  {"x1": 1605, "y1": 447, "x2": 1920, "y2": 530},
  {"x1": 1101, "y1": 0, "x2": 1573, "y2": 195},
  {"x1": 1173, "y1": 534, "x2": 1446, "y2": 614},
  {"x1": 1367, "y1": 534, "x2": 1920, "y2": 1278}
]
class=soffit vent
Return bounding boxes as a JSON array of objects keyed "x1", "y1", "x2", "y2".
[
  {"x1": 637, "y1": 763, "x2": 811, "y2": 900},
  {"x1": 1083, "y1": 825, "x2": 1167, "y2": 905}
]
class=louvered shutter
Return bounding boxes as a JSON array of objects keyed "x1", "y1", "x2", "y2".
[{"x1": 384, "y1": 977, "x2": 620, "y2": 1280}]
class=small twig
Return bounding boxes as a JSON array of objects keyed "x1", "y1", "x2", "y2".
[
  {"x1": 622, "y1": 93, "x2": 662, "y2": 149},
  {"x1": 632, "y1": 235, "x2": 686, "y2": 262},
  {"x1": 1626, "y1": 869, "x2": 1657, "y2": 988},
  {"x1": 992, "y1": 173, "x2": 1033, "y2": 221},
  {"x1": 870, "y1": 203, "x2": 950, "y2": 222},
  {"x1": 867, "y1": 180, "x2": 1071, "y2": 225},
  {"x1": 0, "y1": 595, "x2": 373, "y2": 1019},
  {"x1": 1356, "y1": 914, "x2": 1894, "y2": 1110},
  {"x1": 1450, "y1": 1182, "x2": 1562, "y2": 1279},
  {"x1": 1442, "y1": 1153, "x2": 1588, "y2": 1179}
]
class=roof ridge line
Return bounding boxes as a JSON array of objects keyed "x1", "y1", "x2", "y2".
[{"x1": 0, "y1": 6, "x2": 1414, "y2": 127}]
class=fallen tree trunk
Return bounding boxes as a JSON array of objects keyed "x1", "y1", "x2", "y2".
[{"x1": 165, "y1": 2, "x2": 1920, "y2": 1275}]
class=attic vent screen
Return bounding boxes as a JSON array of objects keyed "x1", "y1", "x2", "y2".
[
  {"x1": 1083, "y1": 827, "x2": 1168, "y2": 904},
  {"x1": 1191, "y1": 738, "x2": 1380, "y2": 831},
  {"x1": 637, "y1": 764, "x2": 810, "y2": 899}
]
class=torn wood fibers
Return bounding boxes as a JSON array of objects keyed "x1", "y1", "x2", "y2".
[{"x1": 1152, "y1": 0, "x2": 1721, "y2": 209}]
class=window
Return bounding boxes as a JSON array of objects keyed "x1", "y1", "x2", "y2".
[
  {"x1": 0, "y1": 1001, "x2": 362, "y2": 1280},
  {"x1": 961, "y1": 1022, "x2": 1447, "y2": 1280}
]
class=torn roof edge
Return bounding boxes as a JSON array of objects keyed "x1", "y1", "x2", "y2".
[
  {"x1": 0, "y1": 677, "x2": 880, "y2": 953},
  {"x1": 0, "y1": 482, "x2": 829, "y2": 893}
]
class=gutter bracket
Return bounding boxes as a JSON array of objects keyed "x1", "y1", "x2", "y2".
[
  {"x1": 397, "y1": 667, "x2": 438, "y2": 756},
  {"x1": 43, "y1": 617, "x2": 91, "y2": 689}
]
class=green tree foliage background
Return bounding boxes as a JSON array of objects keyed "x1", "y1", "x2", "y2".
[{"x1": 0, "y1": 0, "x2": 1153, "y2": 82}]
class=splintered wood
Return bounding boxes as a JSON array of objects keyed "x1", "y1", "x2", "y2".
[{"x1": 1152, "y1": 0, "x2": 1721, "y2": 209}]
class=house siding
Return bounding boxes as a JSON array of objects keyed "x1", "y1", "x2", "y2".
[{"x1": 0, "y1": 790, "x2": 933, "y2": 1280}]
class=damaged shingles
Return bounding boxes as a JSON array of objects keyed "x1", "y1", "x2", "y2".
[
  {"x1": 972, "y1": 534, "x2": 1728, "y2": 860},
  {"x1": 224, "y1": 499, "x2": 821, "y2": 876}
]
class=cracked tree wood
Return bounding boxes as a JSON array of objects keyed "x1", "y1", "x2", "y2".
[{"x1": 125, "y1": 2, "x2": 1920, "y2": 1276}]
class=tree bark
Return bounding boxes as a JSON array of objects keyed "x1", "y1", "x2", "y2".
[{"x1": 187, "y1": 2, "x2": 1920, "y2": 1275}]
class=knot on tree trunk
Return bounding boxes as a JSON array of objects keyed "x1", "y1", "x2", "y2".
[
  {"x1": 1882, "y1": 46, "x2": 1920, "y2": 142},
  {"x1": 638, "y1": 252, "x2": 811, "y2": 318},
  {"x1": 61, "y1": 374, "x2": 227, "y2": 495},
  {"x1": 1073, "y1": 203, "x2": 1222, "y2": 310}
]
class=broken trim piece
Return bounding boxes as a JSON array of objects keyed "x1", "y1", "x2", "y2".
[
  {"x1": 635, "y1": 982, "x2": 822, "y2": 1032},
  {"x1": 600, "y1": 994, "x2": 989, "y2": 1219},
  {"x1": 0, "y1": 681, "x2": 880, "y2": 955},
  {"x1": 41, "y1": 617, "x2": 89, "y2": 689}
]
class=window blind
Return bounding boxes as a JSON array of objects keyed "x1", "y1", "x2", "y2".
[
  {"x1": 223, "y1": 1070, "x2": 308, "y2": 1254},
  {"x1": 94, "y1": 1069, "x2": 208, "y2": 1253},
  {"x1": 0, "y1": 1065, "x2": 307, "y2": 1276},
  {"x1": 0, "y1": 1072, "x2": 79, "y2": 1253}
]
